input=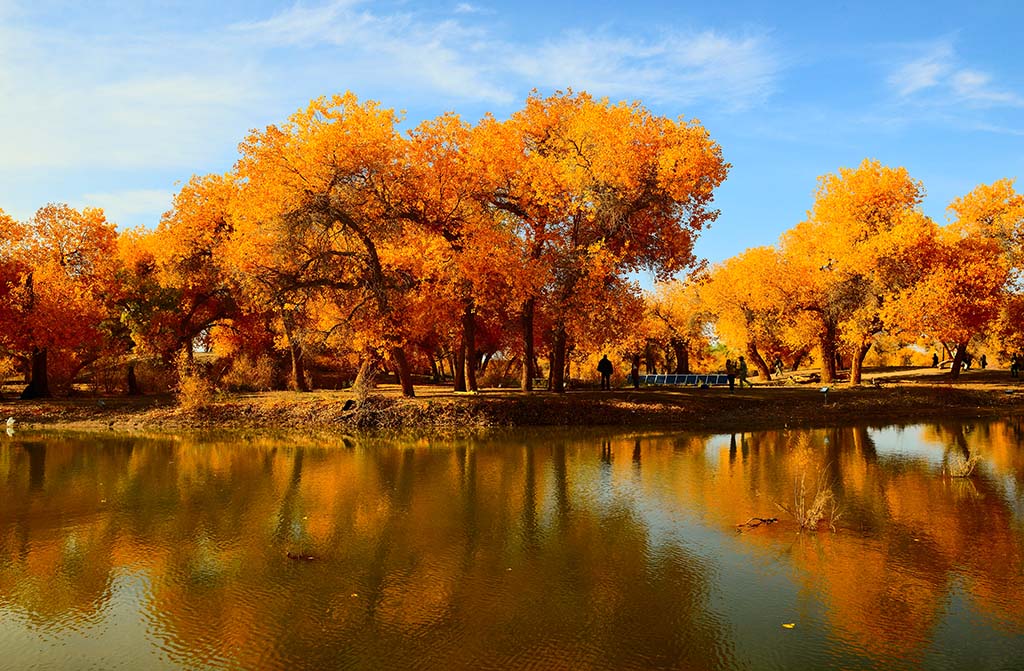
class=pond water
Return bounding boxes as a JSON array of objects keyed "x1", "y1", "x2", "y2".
[{"x1": 1, "y1": 421, "x2": 1024, "y2": 670}]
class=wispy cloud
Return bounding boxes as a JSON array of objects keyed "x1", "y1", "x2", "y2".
[
  {"x1": 230, "y1": 1, "x2": 778, "y2": 110},
  {"x1": 887, "y1": 40, "x2": 1022, "y2": 107},
  {"x1": 887, "y1": 43, "x2": 952, "y2": 96},
  {"x1": 0, "y1": 0, "x2": 781, "y2": 179},
  {"x1": 508, "y1": 29, "x2": 776, "y2": 110}
]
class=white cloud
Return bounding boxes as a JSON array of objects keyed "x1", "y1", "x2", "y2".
[
  {"x1": 887, "y1": 41, "x2": 1022, "y2": 108},
  {"x1": 507, "y1": 30, "x2": 776, "y2": 110},
  {"x1": 0, "y1": 0, "x2": 781, "y2": 180},
  {"x1": 230, "y1": 2, "x2": 777, "y2": 110},
  {"x1": 0, "y1": 13, "x2": 266, "y2": 172},
  {"x1": 887, "y1": 44, "x2": 952, "y2": 96},
  {"x1": 82, "y1": 189, "x2": 175, "y2": 227}
]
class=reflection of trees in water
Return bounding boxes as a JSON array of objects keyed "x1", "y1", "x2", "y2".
[
  {"x1": 0, "y1": 431, "x2": 734, "y2": 668},
  {"x1": 2, "y1": 426, "x2": 1024, "y2": 668}
]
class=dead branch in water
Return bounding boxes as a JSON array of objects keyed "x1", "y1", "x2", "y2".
[{"x1": 736, "y1": 517, "x2": 779, "y2": 532}]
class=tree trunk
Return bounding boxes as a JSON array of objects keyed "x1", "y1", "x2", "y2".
[
  {"x1": 453, "y1": 340, "x2": 467, "y2": 392},
  {"x1": 502, "y1": 356, "x2": 518, "y2": 381},
  {"x1": 281, "y1": 309, "x2": 309, "y2": 392},
  {"x1": 631, "y1": 353, "x2": 641, "y2": 389},
  {"x1": 818, "y1": 323, "x2": 837, "y2": 384},
  {"x1": 551, "y1": 324, "x2": 567, "y2": 393},
  {"x1": 747, "y1": 343, "x2": 771, "y2": 381},
  {"x1": 462, "y1": 304, "x2": 478, "y2": 392},
  {"x1": 391, "y1": 346, "x2": 415, "y2": 397},
  {"x1": 126, "y1": 361, "x2": 141, "y2": 395},
  {"x1": 850, "y1": 341, "x2": 871, "y2": 385},
  {"x1": 521, "y1": 298, "x2": 535, "y2": 392},
  {"x1": 428, "y1": 355, "x2": 441, "y2": 384},
  {"x1": 671, "y1": 338, "x2": 690, "y2": 374},
  {"x1": 791, "y1": 347, "x2": 810, "y2": 371},
  {"x1": 479, "y1": 352, "x2": 493, "y2": 377},
  {"x1": 20, "y1": 348, "x2": 50, "y2": 399},
  {"x1": 353, "y1": 354, "x2": 376, "y2": 390},
  {"x1": 644, "y1": 342, "x2": 657, "y2": 374},
  {"x1": 949, "y1": 342, "x2": 967, "y2": 380}
]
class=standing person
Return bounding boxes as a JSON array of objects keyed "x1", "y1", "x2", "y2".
[
  {"x1": 630, "y1": 356, "x2": 641, "y2": 390},
  {"x1": 597, "y1": 355, "x2": 614, "y2": 390},
  {"x1": 738, "y1": 356, "x2": 750, "y2": 388},
  {"x1": 725, "y1": 359, "x2": 736, "y2": 392},
  {"x1": 772, "y1": 355, "x2": 784, "y2": 377},
  {"x1": 1012, "y1": 353, "x2": 1021, "y2": 378},
  {"x1": 980, "y1": 354, "x2": 988, "y2": 369},
  {"x1": 932, "y1": 352, "x2": 939, "y2": 368}
]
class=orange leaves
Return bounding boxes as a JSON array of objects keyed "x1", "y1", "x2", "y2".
[{"x1": 0, "y1": 204, "x2": 122, "y2": 392}]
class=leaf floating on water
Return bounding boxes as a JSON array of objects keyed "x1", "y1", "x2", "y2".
[{"x1": 782, "y1": 623, "x2": 796, "y2": 629}]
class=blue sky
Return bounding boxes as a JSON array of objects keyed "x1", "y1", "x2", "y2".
[{"x1": 2, "y1": 0, "x2": 1022, "y2": 264}]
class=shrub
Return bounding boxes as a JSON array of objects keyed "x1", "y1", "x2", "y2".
[
  {"x1": 175, "y1": 351, "x2": 215, "y2": 412},
  {"x1": 944, "y1": 452, "x2": 981, "y2": 478},
  {"x1": 222, "y1": 354, "x2": 277, "y2": 392},
  {"x1": 777, "y1": 466, "x2": 842, "y2": 532}
]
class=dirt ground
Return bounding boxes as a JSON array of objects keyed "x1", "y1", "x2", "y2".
[{"x1": 2, "y1": 365, "x2": 1023, "y2": 433}]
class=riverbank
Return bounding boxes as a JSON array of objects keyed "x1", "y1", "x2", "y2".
[{"x1": 3, "y1": 368, "x2": 1024, "y2": 434}]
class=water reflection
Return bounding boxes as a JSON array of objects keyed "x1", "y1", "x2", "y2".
[{"x1": 0, "y1": 423, "x2": 1022, "y2": 669}]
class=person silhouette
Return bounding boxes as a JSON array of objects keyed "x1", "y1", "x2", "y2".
[{"x1": 597, "y1": 355, "x2": 613, "y2": 390}]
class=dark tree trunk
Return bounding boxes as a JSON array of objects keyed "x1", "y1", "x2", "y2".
[
  {"x1": 454, "y1": 341, "x2": 467, "y2": 392},
  {"x1": 949, "y1": 342, "x2": 967, "y2": 380},
  {"x1": 631, "y1": 353, "x2": 641, "y2": 389},
  {"x1": 747, "y1": 343, "x2": 771, "y2": 381},
  {"x1": 428, "y1": 355, "x2": 441, "y2": 384},
  {"x1": 479, "y1": 352, "x2": 493, "y2": 377},
  {"x1": 126, "y1": 362, "x2": 141, "y2": 395},
  {"x1": 521, "y1": 298, "x2": 535, "y2": 392},
  {"x1": 21, "y1": 348, "x2": 50, "y2": 399},
  {"x1": 644, "y1": 342, "x2": 657, "y2": 375},
  {"x1": 462, "y1": 304, "x2": 478, "y2": 392},
  {"x1": 670, "y1": 338, "x2": 689, "y2": 374},
  {"x1": 850, "y1": 341, "x2": 871, "y2": 385},
  {"x1": 791, "y1": 347, "x2": 810, "y2": 371},
  {"x1": 551, "y1": 324, "x2": 567, "y2": 393},
  {"x1": 391, "y1": 346, "x2": 415, "y2": 397},
  {"x1": 502, "y1": 356, "x2": 518, "y2": 381}
]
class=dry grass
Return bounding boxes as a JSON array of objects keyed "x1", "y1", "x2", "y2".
[
  {"x1": 944, "y1": 452, "x2": 981, "y2": 478},
  {"x1": 776, "y1": 466, "x2": 843, "y2": 532}
]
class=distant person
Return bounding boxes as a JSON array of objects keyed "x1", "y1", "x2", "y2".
[
  {"x1": 772, "y1": 355, "x2": 784, "y2": 376},
  {"x1": 964, "y1": 352, "x2": 973, "y2": 370},
  {"x1": 738, "y1": 356, "x2": 750, "y2": 388},
  {"x1": 725, "y1": 359, "x2": 736, "y2": 392},
  {"x1": 980, "y1": 354, "x2": 987, "y2": 369},
  {"x1": 630, "y1": 357, "x2": 641, "y2": 390},
  {"x1": 597, "y1": 355, "x2": 613, "y2": 390},
  {"x1": 1012, "y1": 354, "x2": 1020, "y2": 378},
  {"x1": 932, "y1": 352, "x2": 939, "y2": 368}
]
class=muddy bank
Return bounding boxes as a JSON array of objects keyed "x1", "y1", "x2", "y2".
[{"x1": 3, "y1": 382, "x2": 1024, "y2": 434}]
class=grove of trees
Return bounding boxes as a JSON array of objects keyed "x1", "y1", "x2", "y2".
[{"x1": 1, "y1": 89, "x2": 1022, "y2": 400}]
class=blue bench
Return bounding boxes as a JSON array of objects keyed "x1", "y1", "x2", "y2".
[{"x1": 638, "y1": 374, "x2": 729, "y2": 387}]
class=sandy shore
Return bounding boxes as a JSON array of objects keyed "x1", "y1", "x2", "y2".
[{"x1": 3, "y1": 367, "x2": 1024, "y2": 434}]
